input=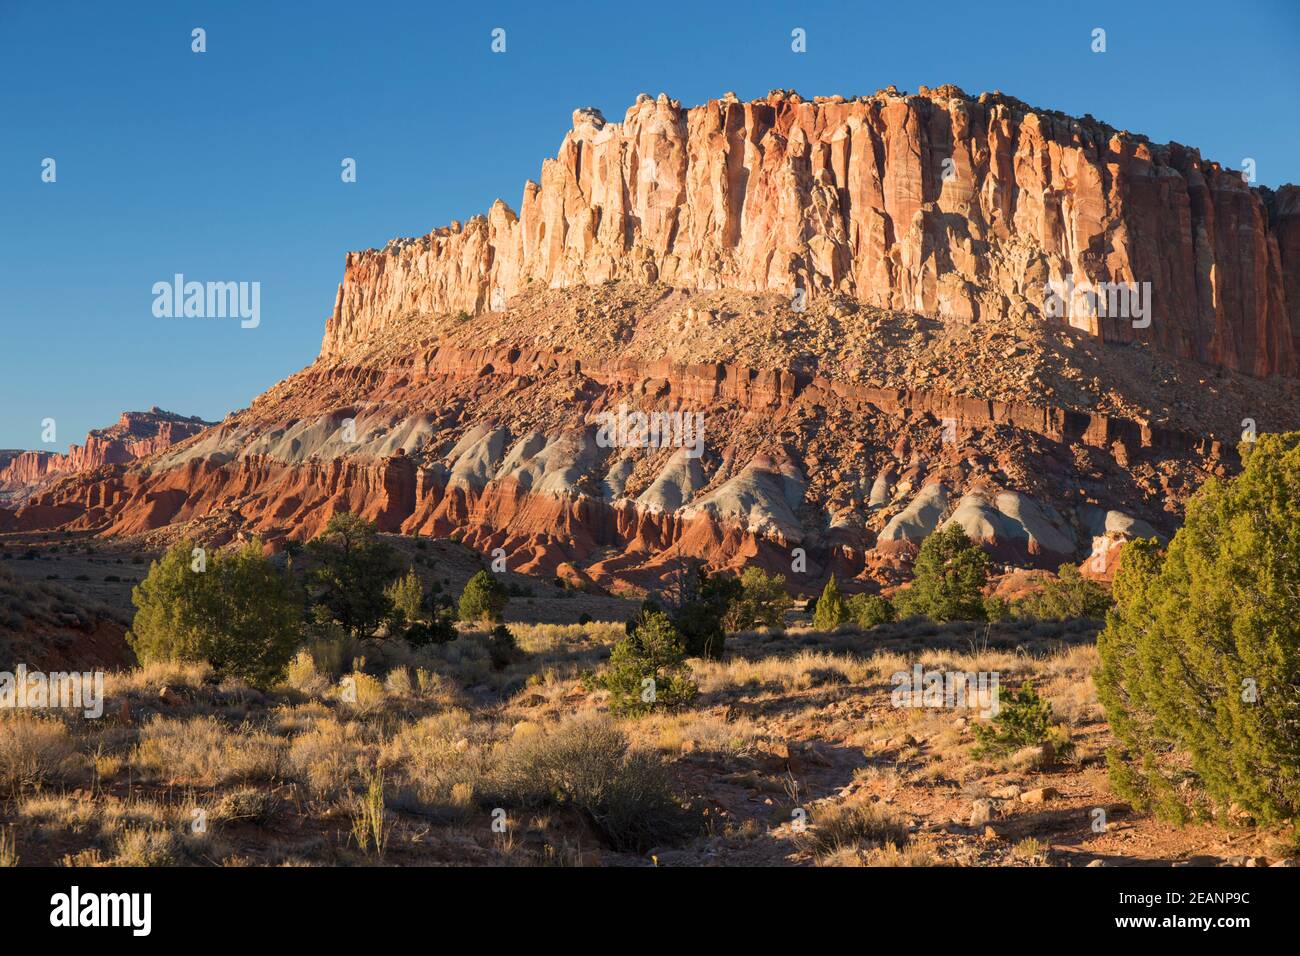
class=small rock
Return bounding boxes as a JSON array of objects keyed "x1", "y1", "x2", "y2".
[
  {"x1": 158, "y1": 686, "x2": 179, "y2": 705},
  {"x1": 969, "y1": 798, "x2": 994, "y2": 827},
  {"x1": 983, "y1": 825, "x2": 999, "y2": 839},
  {"x1": 990, "y1": 784, "x2": 1021, "y2": 800},
  {"x1": 1270, "y1": 859, "x2": 1297, "y2": 867},
  {"x1": 1086, "y1": 859, "x2": 1108, "y2": 867},
  {"x1": 1020, "y1": 786, "x2": 1061, "y2": 805}
]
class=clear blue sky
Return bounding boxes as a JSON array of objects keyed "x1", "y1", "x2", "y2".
[{"x1": 1, "y1": 0, "x2": 1297, "y2": 451}]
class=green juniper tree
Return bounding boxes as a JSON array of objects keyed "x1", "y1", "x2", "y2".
[
  {"x1": 893, "y1": 524, "x2": 989, "y2": 622},
  {"x1": 129, "y1": 539, "x2": 302, "y2": 686},
  {"x1": 1096, "y1": 432, "x2": 1300, "y2": 825}
]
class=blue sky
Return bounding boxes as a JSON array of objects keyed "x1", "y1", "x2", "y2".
[{"x1": 1, "y1": 0, "x2": 1297, "y2": 450}]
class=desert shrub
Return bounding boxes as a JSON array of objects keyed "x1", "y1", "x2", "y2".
[
  {"x1": 284, "y1": 649, "x2": 327, "y2": 696},
  {"x1": 666, "y1": 570, "x2": 741, "y2": 659},
  {"x1": 0, "y1": 715, "x2": 81, "y2": 795},
  {"x1": 492, "y1": 715, "x2": 697, "y2": 852},
  {"x1": 403, "y1": 611, "x2": 457, "y2": 646},
  {"x1": 972, "y1": 681, "x2": 1053, "y2": 757},
  {"x1": 487, "y1": 624, "x2": 518, "y2": 670},
  {"x1": 982, "y1": 594, "x2": 1014, "y2": 622},
  {"x1": 799, "y1": 795, "x2": 909, "y2": 858},
  {"x1": 350, "y1": 768, "x2": 390, "y2": 858},
  {"x1": 134, "y1": 715, "x2": 284, "y2": 786},
  {"x1": 305, "y1": 512, "x2": 404, "y2": 637},
  {"x1": 288, "y1": 717, "x2": 368, "y2": 794},
  {"x1": 721, "y1": 567, "x2": 793, "y2": 632},
  {"x1": 893, "y1": 525, "x2": 989, "y2": 622},
  {"x1": 384, "y1": 567, "x2": 456, "y2": 644},
  {"x1": 600, "y1": 610, "x2": 697, "y2": 716},
  {"x1": 383, "y1": 711, "x2": 490, "y2": 807},
  {"x1": 458, "y1": 571, "x2": 508, "y2": 624},
  {"x1": 111, "y1": 828, "x2": 179, "y2": 867},
  {"x1": 339, "y1": 671, "x2": 386, "y2": 715},
  {"x1": 813, "y1": 575, "x2": 849, "y2": 629},
  {"x1": 214, "y1": 788, "x2": 281, "y2": 826},
  {"x1": 385, "y1": 569, "x2": 424, "y2": 627},
  {"x1": 1096, "y1": 433, "x2": 1300, "y2": 826},
  {"x1": 1015, "y1": 564, "x2": 1111, "y2": 620},
  {"x1": 128, "y1": 539, "x2": 303, "y2": 686},
  {"x1": 846, "y1": 592, "x2": 895, "y2": 629}
]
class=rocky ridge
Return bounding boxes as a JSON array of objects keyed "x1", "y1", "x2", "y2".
[{"x1": 0, "y1": 408, "x2": 212, "y2": 505}]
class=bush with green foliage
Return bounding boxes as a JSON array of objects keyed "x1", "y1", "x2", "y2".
[
  {"x1": 813, "y1": 574, "x2": 849, "y2": 629},
  {"x1": 129, "y1": 539, "x2": 302, "y2": 686},
  {"x1": 972, "y1": 681, "x2": 1054, "y2": 757},
  {"x1": 601, "y1": 610, "x2": 698, "y2": 716},
  {"x1": 892, "y1": 525, "x2": 989, "y2": 622},
  {"x1": 846, "y1": 592, "x2": 896, "y2": 629},
  {"x1": 305, "y1": 513, "x2": 404, "y2": 637},
  {"x1": 458, "y1": 570, "x2": 508, "y2": 623},
  {"x1": 669, "y1": 571, "x2": 742, "y2": 659},
  {"x1": 487, "y1": 624, "x2": 518, "y2": 670},
  {"x1": 982, "y1": 594, "x2": 1014, "y2": 622},
  {"x1": 1096, "y1": 433, "x2": 1300, "y2": 826},
  {"x1": 721, "y1": 567, "x2": 793, "y2": 632},
  {"x1": 403, "y1": 611, "x2": 457, "y2": 646},
  {"x1": 1015, "y1": 564, "x2": 1111, "y2": 620},
  {"x1": 384, "y1": 569, "x2": 424, "y2": 628}
]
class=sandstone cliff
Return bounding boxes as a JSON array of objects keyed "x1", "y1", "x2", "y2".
[
  {"x1": 322, "y1": 86, "x2": 1299, "y2": 379},
  {"x1": 0, "y1": 408, "x2": 212, "y2": 503}
]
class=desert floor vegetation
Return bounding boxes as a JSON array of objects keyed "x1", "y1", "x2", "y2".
[{"x1": 1, "y1": 616, "x2": 1294, "y2": 867}]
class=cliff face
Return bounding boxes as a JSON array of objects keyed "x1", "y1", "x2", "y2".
[
  {"x1": 0, "y1": 408, "x2": 212, "y2": 502},
  {"x1": 322, "y1": 86, "x2": 1299, "y2": 378}
]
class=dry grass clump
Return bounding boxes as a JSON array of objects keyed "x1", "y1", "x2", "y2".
[
  {"x1": 337, "y1": 671, "x2": 386, "y2": 715},
  {"x1": 818, "y1": 841, "x2": 939, "y2": 867},
  {"x1": 1035, "y1": 643, "x2": 1102, "y2": 726},
  {"x1": 284, "y1": 650, "x2": 331, "y2": 697},
  {"x1": 625, "y1": 711, "x2": 761, "y2": 755},
  {"x1": 18, "y1": 794, "x2": 99, "y2": 831},
  {"x1": 110, "y1": 828, "x2": 182, "y2": 867},
  {"x1": 133, "y1": 715, "x2": 284, "y2": 787},
  {"x1": 0, "y1": 714, "x2": 83, "y2": 795},
  {"x1": 104, "y1": 660, "x2": 212, "y2": 698},
  {"x1": 380, "y1": 710, "x2": 492, "y2": 811},
  {"x1": 798, "y1": 793, "x2": 910, "y2": 860},
  {"x1": 287, "y1": 717, "x2": 372, "y2": 794},
  {"x1": 508, "y1": 621, "x2": 624, "y2": 651},
  {"x1": 490, "y1": 714, "x2": 698, "y2": 853},
  {"x1": 694, "y1": 650, "x2": 875, "y2": 694},
  {"x1": 213, "y1": 788, "x2": 281, "y2": 826},
  {"x1": 382, "y1": 665, "x2": 463, "y2": 707},
  {"x1": 1011, "y1": 836, "x2": 1050, "y2": 864}
]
